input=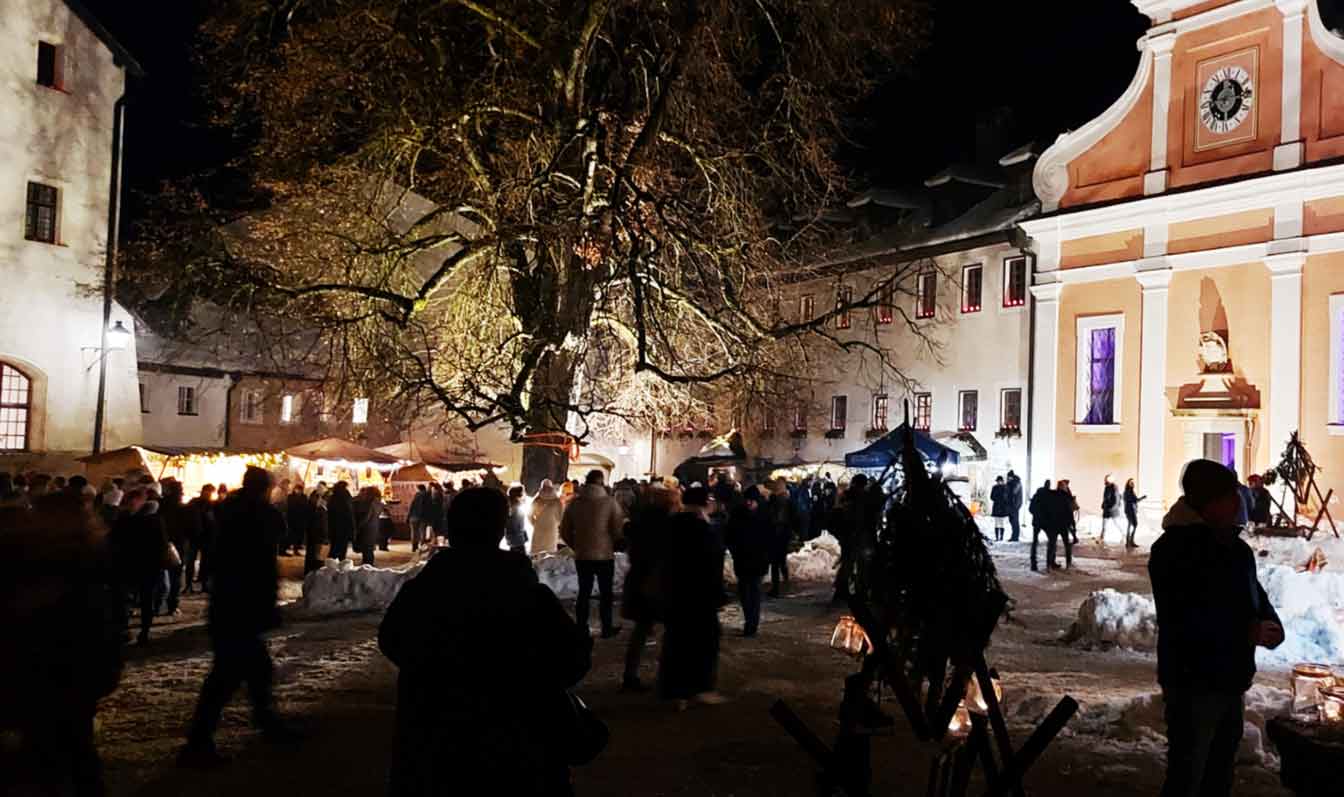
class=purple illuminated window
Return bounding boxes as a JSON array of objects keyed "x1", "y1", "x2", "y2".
[{"x1": 1084, "y1": 327, "x2": 1116, "y2": 425}]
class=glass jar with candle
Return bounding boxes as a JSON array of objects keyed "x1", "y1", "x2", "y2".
[
  {"x1": 1291, "y1": 663, "x2": 1335, "y2": 718},
  {"x1": 1321, "y1": 686, "x2": 1344, "y2": 724}
]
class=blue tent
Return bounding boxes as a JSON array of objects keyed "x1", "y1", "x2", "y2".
[{"x1": 843, "y1": 423, "x2": 960, "y2": 470}]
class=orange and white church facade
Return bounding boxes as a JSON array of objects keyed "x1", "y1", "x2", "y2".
[{"x1": 1021, "y1": 0, "x2": 1344, "y2": 520}]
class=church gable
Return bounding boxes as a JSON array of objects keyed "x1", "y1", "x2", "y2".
[{"x1": 1036, "y1": 0, "x2": 1344, "y2": 213}]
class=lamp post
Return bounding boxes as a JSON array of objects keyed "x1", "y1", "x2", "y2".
[{"x1": 91, "y1": 319, "x2": 132, "y2": 454}]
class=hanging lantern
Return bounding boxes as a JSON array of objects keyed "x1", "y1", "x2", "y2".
[
  {"x1": 1291, "y1": 663, "x2": 1334, "y2": 718},
  {"x1": 947, "y1": 704, "x2": 972, "y2": 738},
  {"x1": 829, "y1": 615, "x2": 872, "y2": 658},
  {"x1": 965, "y1": 674, "x2": 1004, "y2": 715}
]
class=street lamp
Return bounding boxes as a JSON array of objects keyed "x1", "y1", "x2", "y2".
[{"x1": 106, "y1": 320, "x2": 132, "y2": 351}]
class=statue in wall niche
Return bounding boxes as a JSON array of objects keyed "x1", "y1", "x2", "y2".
[{"x1": 1197, "y1": 330, "x2": 1232, "y2": 374}]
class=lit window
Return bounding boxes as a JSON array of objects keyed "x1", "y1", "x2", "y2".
[
  {"x1": 961, "y1": 265, "x2": 982, "y2": 313},
  {"x1": 793, "y1": 403, "x2": 807, "y2": 432},
  {"x1": 1003, "y1": 256, "x2": 1028, "y2": 307},
  {"x1": 281, "y1": 393, "x2": 301, "y2": 424},
  {"x1": 25, "y1": 182, "x2": 58, "y2": 244},
  {"x1": 871, "y1": 394, "x2": 889, "y2": 430},
  {"x1": 916, "y1": 272, "x2": 936, "y2": 319},
  {"x1": 177, "y1": 386, "x2": 196, "y2": 416},
  {"x1": 835, "y1": 286, "x2": 852, "y2": 330},
  {"x1": 799, "y1": 294, "x2": 815, "y2": 322},
  {"x1": 913, "y1": 393, "x2": 932, "y2": 431},
  {"x1": 1330, "y1": 294, "x2": 1344, "y2": 426},
  {"x1": 830, "y1": 395, "x2": 848, "y2": 432},
  {"x1": 0, "y1": 363, "x2": 32, "y2": 451},
  {"x1": 1076, "y1": 314, "x2": 1124, "y2": 426},
  {"x1": 36, "y1": 42, "x2": 63, "y2": 90},
  {"x1": 1000, "y1": 388, "x2": 1022, "y2": 431},
  {"x1": 139, "y1": 383, "x2": 149, "y2": 414},
  {"x1": 958, "y1": 390, "x2": 978, "y2": 431},
  {"x1": 876, "y1": 283, "x2": 894, "y2": 325},
  {"x1": 240, "y1": 389, "x2": 263, "y2": 424},
  {"x1": 352, "y1": 397, "x2": 369, "y2": 425}
]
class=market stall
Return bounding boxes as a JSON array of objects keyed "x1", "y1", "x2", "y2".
[
  {"x1": 671, "y1": 430, "x2": 749, "y2": 486},
  {"x1": 80, "y1": 445, "x2": 286, "y2": 497},
  {"x1": 374, "y1": 442, "x2": 502, "y2": 482},
  {"x1": 844, "y1": 423, "x2": 961, "y2": 475},
  {"x1": 285, "y1": 437, "x2": 404, "y2": 492}
]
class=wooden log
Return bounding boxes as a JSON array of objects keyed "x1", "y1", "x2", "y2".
[
  {"x1": 973, "y1": 657, "x2": 1024, "y2": 797},
  {"x1": 979, "y1": 696, "x2": 1079, "y2": 797},
  {"x1": 932, "y1": 665, "x2": 972, "y2": 745},
  {"x1": 770, "y1": 699, "x2": 833, "y2": 767},
  {"x1": 949, "y1": 724, "x2": 981, "y2": 797}
]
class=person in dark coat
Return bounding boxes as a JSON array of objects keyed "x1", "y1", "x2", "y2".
[
  {"x1": 326, "y1": 481, "x2": 356, "y2": 562},
  {"x1": 1100, "y1": 474, "x2": 1121, "y2": 544},
  {"x1": 109, "y1": 489, "x2": 171, "y2": 646},
  {"x1": 989, "y1": 476, "x2": 1009, "y2": 542},
  {"x1": 621, "y1": 483, "x2": 678, "y2": 692},
  {"x1": 159, "y1": 479, "x2": 200, "y2": 616},
  {"x1": 724, "y1": 486, "x2": 771, "y2": 637},
  {"x1": 765, "y1": 480, "x2": 796, "y2": 598},
  {"x1": 1004, "y1": 470, "x2": 1024, "y2": 541},
  {"x1": 831, "y1": 475, "x2": 873, "y2": 604},
  {"x1": 181, "y1": 467, "x2": 290, "y2": 765},
  {"x1": 1042, "y1": 481, "x2": 1074, "y2": 571},
  {"x1": 1247, "y1": 474, "x2": 1271, "y2": 526},
  {"x1": 354, "y1": 487, "x2": 386, "y2": 565},
  {"x1": 0, "y1": 491, "x2": 124, "y2": 797},
  {"x1": 1149, "y1": 459, "x2": 1283, "y2": 797},
  {"x1": 1123, "y1": 478, "x2": 1146, "y2": 549},
  {"x1": 378, "y1": 487, "x2": 592, "y2": 796},
  {"x1": 185, "y1": 484, "x2": 217, "y2": 593},
  {"x1": 284, "y1": 484, "x2": 311, "y2": 556},
  {"x1": 658, "y1": 486, "x2": 726, "y2": 707},
  {"x1": 407, "y1": 485, "x2": 430, "y2": 552}
]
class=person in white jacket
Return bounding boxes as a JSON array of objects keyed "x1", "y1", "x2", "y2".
[{"x1": 528, "y1": 479, "x2": 563, "y2": 555}]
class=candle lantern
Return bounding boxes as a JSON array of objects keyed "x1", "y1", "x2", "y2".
[
  {"x1": 1321, "y1": 686, "x2": 1344, "y2": 724},
  {"x1": 947, "y1": 704, "x2": 972, "y2": 738},
  {"x1": 829, "y1": 615, "x2": 872, "y2": 658},
  {"x1": 1291, "y1": 663, "x2": 1335, "y2": 718},
  {"x1": 965, "y1": 674, "x2": 1004, "y2": 715}
]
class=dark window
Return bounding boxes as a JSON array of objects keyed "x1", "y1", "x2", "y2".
[
  {"x1": 793, "y1": 403, "x2": 807, "y2": 431},
  {"x1": 830, "y1": 395, "x2": 848, "y2": 431},
  {"x1": 876, "y1": 283, "x2": 894, "y2": 325},
  {"x1": 916, "y1": 272, "x2": 936, "y2": 319},
  {"x1": 913, "y1": 393, "x2": 932, "y2": 431},
  {"x1": 835, "y1": 286, "x2": 852, "y2": 330},
  {"x1": 0, "y1": 363, "x2": 32, "y2": 451},
  {"x1": 962, "y1": 265, "x2": 983, "y2": 313},
  {"x1": 799, "y1": 294, "x2": 815, "y2": 323},
  {"x1": 25, "y1": 182, "x2": 58, "y2": 243},
  {"x1": 959, "y1": 390, "x2": 978, "y2": 431},
  {"x1": 36, "y1": 42, "x2": 62, "y2": 89},
  {"x1": 872, "y1": 394, "x2": 888, "y2": 430},
  {"x1": 1000, "y1": 388, "x2": 1022, "y2": 430},
  {"x1": 177, "y1": 386, "x2": 196, "y2": 416},
  {"x1": 1004, "y1": 256, "x2": 1028, "y2": 307}
]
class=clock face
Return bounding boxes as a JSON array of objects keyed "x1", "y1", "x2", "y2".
[{"x1": 1199, "y1": 66, "x2": 1254, "y2": 134}]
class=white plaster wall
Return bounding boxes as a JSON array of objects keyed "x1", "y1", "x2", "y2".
[
  {"x1": 138, "y1": 371, "x2": 230, "y2": 449},
  {"x1": 0, "y1": 0, "x2": 140, "y2": 455},
  {"x1": 720, "y1": 240, "x2": 1033, "y2": 489}
]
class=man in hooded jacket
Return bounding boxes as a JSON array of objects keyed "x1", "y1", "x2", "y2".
[{"x1": 1149, "y1": 459, "x2": 1283, "y2": 797}]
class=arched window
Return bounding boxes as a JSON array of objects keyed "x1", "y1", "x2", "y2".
[{"x1": 0, "y1": 363, "x2": 32, "y2": 451}]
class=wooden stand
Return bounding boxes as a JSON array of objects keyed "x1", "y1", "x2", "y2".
[{"x1": 1263, "y1": 432, "x2": 1339, "y2": 540}]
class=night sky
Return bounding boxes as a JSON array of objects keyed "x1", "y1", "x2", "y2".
[{"x1": 79, "y1": 1, "x2": 1344, "y2": 202}]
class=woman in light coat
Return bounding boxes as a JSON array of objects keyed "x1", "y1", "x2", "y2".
[{"x1": 528, "y1": 480, "x2": 563, "y2": 555}]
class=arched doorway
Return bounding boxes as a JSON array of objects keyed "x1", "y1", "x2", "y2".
[{"x1": 0, "y1": 362, "x2": 34, "y2": 452}]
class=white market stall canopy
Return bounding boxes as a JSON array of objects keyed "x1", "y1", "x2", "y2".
[
  {"x1": 285, "y1": 437, "x2": 404, "y2": 470},
  {"x1": 375, "y1": 442, "x2": 502, "y2": 473},
  {"x1": 79, "y1": 445, "x2": 287, "y2": 496}
]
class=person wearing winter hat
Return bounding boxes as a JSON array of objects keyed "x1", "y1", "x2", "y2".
[{"x1": 1149, "y1": 459, "x2": 1283, "y2": 797}]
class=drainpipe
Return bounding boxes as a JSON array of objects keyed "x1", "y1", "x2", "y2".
[
  {"x1": 224, "y1": 373, "x2": 242, "y2": 447},
  {"x1": 92, "y1": 94, "x2": 128, "y2": 454},
  {"x1": 1021, "y1": 244, "x2": 1036, "y2": 493}
]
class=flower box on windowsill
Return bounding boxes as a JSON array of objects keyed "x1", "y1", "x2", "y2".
[
  {"x1": 824, "y1": 428, "x2": 846, "y2": 440},
  {"x1": 994, "y1": 426, "x2": 1022, "y2": 440},
  {"x1": 789, "y1": 429, "x2": 808, "y2": 440},
  {"x1": 864, "y1": 427, "x2": 888, "y2": 440}
]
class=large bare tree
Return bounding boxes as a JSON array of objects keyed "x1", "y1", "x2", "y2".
[{"x1": 125, "y1": 0, "x2": 931, "y2": 486}]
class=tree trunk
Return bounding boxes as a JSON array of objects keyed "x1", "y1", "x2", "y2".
[{"x1": 518, "y1": 354, "x2": 579, "y2": 493}]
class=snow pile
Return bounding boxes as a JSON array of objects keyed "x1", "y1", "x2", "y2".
[
  {"x1": 786, "y1": 532, "x2": 842, "y2": 582},
  {"x1": 300, "y1": 559, "x2": 425, "y2": 613},
  {"x1": 1254, "y1": 562, "x2": 1344, "y2": 668},
  {"x1": 1066, "y1": 589, "x2": 1158, "y2": 650},
  {"x1": 531, "y1": 550, "x2": 630, "y2": 599},
  {"x1": 1063, "y1": 684, "x2": 1292, "y2": 767}
]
